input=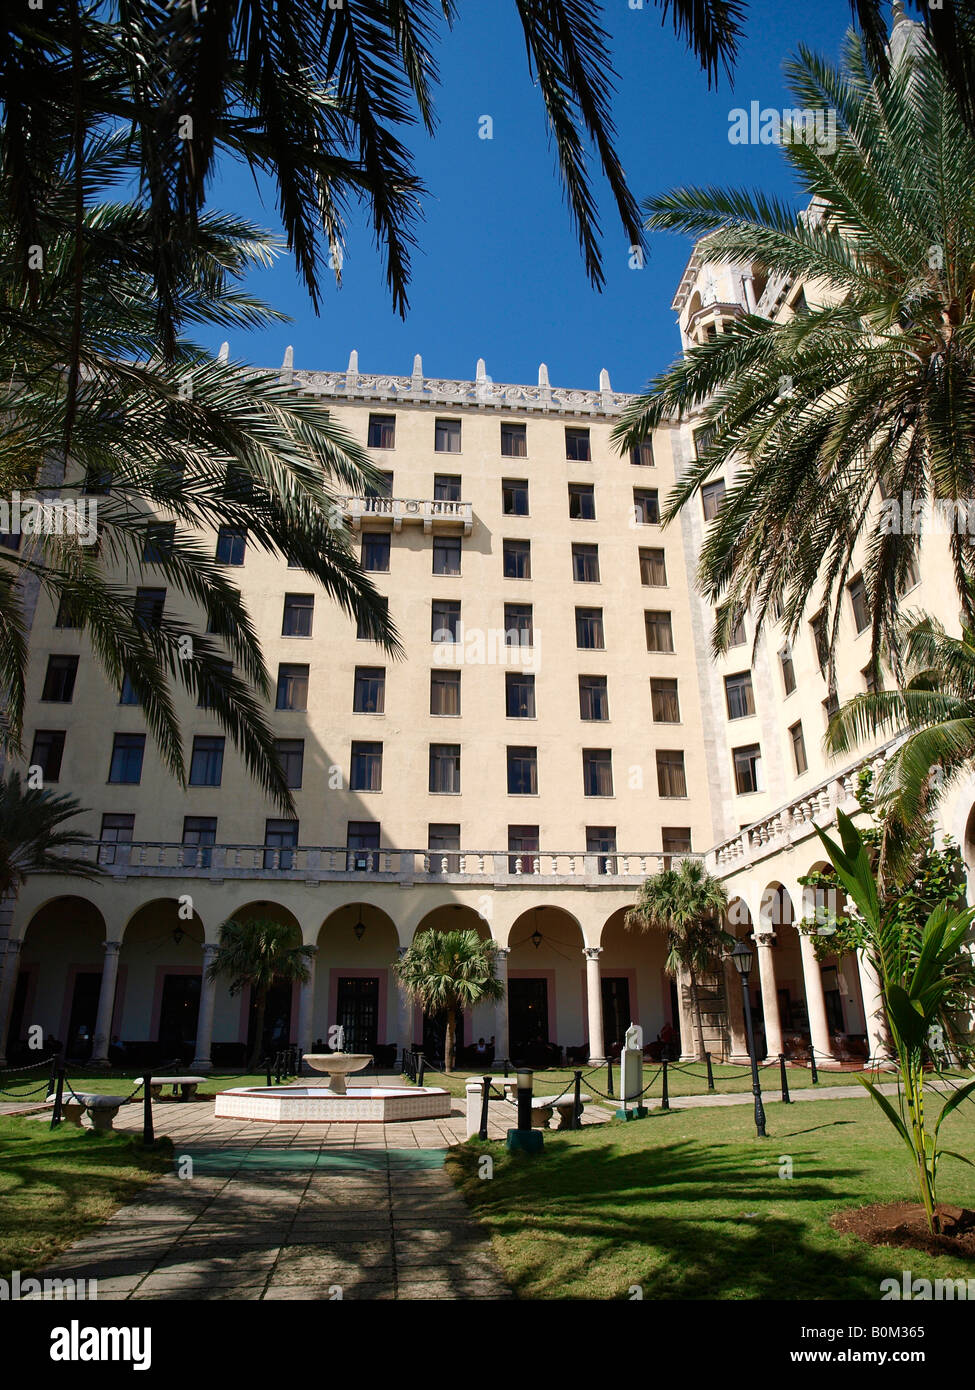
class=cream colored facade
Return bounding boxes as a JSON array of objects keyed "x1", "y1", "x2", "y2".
[{"x1": 3, "y1": 221, "x2": 974, "y2": 1073}]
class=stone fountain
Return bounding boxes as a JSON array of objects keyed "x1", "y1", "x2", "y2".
[
  {"x1": 213, "y1": 1050, "x2": 452, "y2": 1124},
  {"x1": 301, "y1": 1052, "x2": 372, "y2": 1095}
]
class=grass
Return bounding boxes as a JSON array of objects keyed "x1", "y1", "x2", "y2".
[
  {"x1": 0, "y1": 1115, "x2": 172, "y2": 1276},
  {"x1": 446, "y1": 1096, "x2": 975, "y2": 1300},
  {"x1": 0, "y1": 1070, "x2": 281, "y2": 1106}
]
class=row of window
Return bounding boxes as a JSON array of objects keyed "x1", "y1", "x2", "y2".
[
  {"x1": 364, "y1": 413, "x2": 654, "y2": 467},
  {"x1": 94, "y1": 814, "x2": 691, "y2": 870}
]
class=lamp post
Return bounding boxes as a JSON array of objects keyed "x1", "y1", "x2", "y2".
[
  {"x1": 506, "y1": 1066, "x2": 543, "y2": 1154},
  {"x1": 730, "y1": 940, "x2": 767, "y2": 1139}
]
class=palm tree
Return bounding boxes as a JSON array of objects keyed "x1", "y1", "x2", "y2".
[
  {"x1": 614, "y1": 30, "x2": 975, "y2": 678},
  {"x1": 826, "y1": 606, "x2": 975, "y2": 882},
  {"x1": 206, "y1": 917, "x2": 315, "y2": 1070},
  {"x1": 393, "y1": 928, "x2": 503, "y2": 1073},
  {"x1": 0, "y1": 769, "x2": 103, "y2": 900},
  {"x1": 625, "y1": 858, "x2": 729, "y2": 1061}
]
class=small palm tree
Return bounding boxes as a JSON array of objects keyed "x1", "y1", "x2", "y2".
[
  {"x1": 625, "y1": 858, "x2": 730, "y2": 1061},
  {"x1": 394, "y1": 929, "x2": 504, "y2": 1073},
  {"x1": 207, "y1": 917, "x2": 315, "y2": 1070},
  {"x1": 0, "y1": 770, "x2": 103, "y2": 899},
  {"x1": 826, "y1": 608, "x2": 975, "y2": 882}
]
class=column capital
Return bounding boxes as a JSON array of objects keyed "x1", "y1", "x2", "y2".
[
  {"x1": 751, "y1": 931, "x2": 776, "y2": 948},
  {"x1": 397, "y1": 946, "x2": 409, "y2": 958},
  {"x1": 201, "y1": 941, "x2": 220, "y2": 959},
  {"x1": 102, "y1": 939, "x2": 122, "y2": 956},
  {"x1": 494, "y1": 945, "x2": 511, "y2": 958},
  {"x1": 2, "y1": 938, "x2": 23, "y2": 956},
  {"x1": 583, "y1": 945, "x2": 603, "y2": 961},
  {"x1": 303, "y1": 943, "x2": 319, "y2": 957}
]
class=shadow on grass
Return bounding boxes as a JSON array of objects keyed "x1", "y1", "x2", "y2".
[{"x1": 448, "y1": 1120, "x2": 896, "y2": 1300}]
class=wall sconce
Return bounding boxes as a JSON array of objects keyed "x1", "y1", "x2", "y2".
[{"x1": 353, "y1": 919, "x2": 366, "y2": 942}]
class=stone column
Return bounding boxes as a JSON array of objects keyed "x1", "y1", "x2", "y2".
[
  {"x1": 191, "y1": 943, "x2": 220, "y2": 1072},
  {"x1": 752, "y1": 933, "x2": 783, "y2": 1060},
  {"x1": 296, "y1": 944, "x2": 318, "y2": 1071},
  {"x1": 396, "y1": 947, "x2": 413, "y2": 1063},
  {"x1": 0, "y1": 937, "x2": 23, "y2": 1067},
  {"x1": 798, "y1": 930, "x2": 834, "y2": 1065},
  {"x1": 493, "y1": 946, "x2": 510, "y2": 1064},
  {"x1": 857, "y1": 950, "x2": 891, "y2": 1062},
  {"x1": 584, "y1": 946, "x2": 605, "y2": 1064},
  {"x1": 91, "y1": 940, "x2": 122, "y2": 1066}
]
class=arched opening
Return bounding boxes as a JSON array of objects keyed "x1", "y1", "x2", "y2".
[
  {"x1": 801, "y1": 862, "x2": 868, "y2": 1058},
  {"x1": 120, "y1": 899, "x2": 205, "y2": 1066},
  {"x1": 213, "y1": 900, "x2": 302, "y2": 1065},
  {"x1": 506, "y1": 906, "x2": 584, "y2": 1065},
  {"x1": 316, "y1": 903, "x2": 399, "y2": 1063},
  {"x1": 601, "y1": 907, "x2": 674, "y2": 1059},
  {"x1": 13, "y1": 897, "x2": 105, "y2": 1062},
  {"x1": 411, "y1": 905, "x2": 493, "y2": 1065},
  {"x1": 760, "y1": 883, "x2": 806, "y2": 1055}
]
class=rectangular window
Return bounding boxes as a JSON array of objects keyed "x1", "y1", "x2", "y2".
[
  {"x1": 276, "y1": 663, "x2": 309, "y2": 711},
  {"x1": 182, "y1": 816, "x2": 217, "y2": 869},
  {"x1": 633, "y1": 488, "x2": 660, "y2": 525},
  {"x1": 365, "y1": 470, "x2": 394, "y2": 499},
  {"x1": 504, "y1": 603, "x2": 533, "y2": 646},
  {"x1": 223, "y1": 465, "x2": 253, "y2": 502},
  {"x1": 811, "y1": 611, "x2": 829, "y2": 669},
  {"x1": 575, "y1": 607, "x2": 605, "y2": 649},
  {"x1": 275, "y1": 738, "x2": 304, "y2": 789},
  {"x1": 579, "y1": 675, "x2": 609, "y2": 721},
  {"x1": 505, "y1": 672, "x2": 535, "y2": 718},
  {"x1": 650, "y1": 678, "x2": 680, "y2": 723},
  {"x1": 354, "y1": 666, "x2": 385, "y2": 714},
  {"x1": 282, "y1": 592, "x2": 314, "y2": 637},
  {"x1": 502, "y1": 479, "x2": 529, "y2": 516},
  {"x1": 587, "y1": 826, "x2": 617, "y2": 874},
  {"x1": 733, "y1": 743, "x2": 762, "y2": 795},
  {"x1": 41, "y1": 655, "x2": 79, "y2": 702},
  {"x1": 503, "y1": 539, "x2": 531, "y2": 579},
  {"x1": 702, "y1": 479, "x2": 726, "y2": 521},
  {"x1": 367, "y1": 413, "x2": 395, "y2": 449},
  {"x1": 215, "y1": 526, "x2": 246, "y2": 566},
  {"x1": 662, "y1": 827, "x2": 692, "y2": 855},
  {"x1": 848, "y1": 575, "x2": 869, "y2": 634},
  {"x1": 55, "y1": 596, "x2": 82, "y2": 629},
  {"x1": 119, "y1": 670, "x2": 140, "y2": 706},
  {"x1": 630, "y1": 440, "x2": 654, "y2": 467},
  {"x1": 0, "y1": 531, "x2": 20, "y2": 552},
  {"x1": 823, "y1": 690, "x2": 839, "y2": 725},
  {"x1": 433, "y1": 473, "x2": 462, "y2": 500},
  {"x1": 428, "y1": 823, "x2": 461, "y2": 873},
  {"x1": 434, "y1": 419, "x2": 461, "y2": 453},
  {"x1": 433, "y1": 535, "x2": 461, "y2": 575},
  {"x1": 429, "y1": 743, "x2": 461, "y2": 794},
  {"x1": 645, "y1": 610, "x2": 674, "y2": 653},
  {"x1": 863, "y1": 663, "x2": 881, "y2": 695},
  {"x1": 431, "y1": 669, "x2": 461, "y2": 716},
  {"x1": 656, "y1": 749, "x2": 687, "y2": 798},
  {"x1": 501, "y1": 422, "x2": 527, "y2": 457},
  {"x1": 724, "y1": 671, "x2": 755, "y2": 720},
  {"x1": 572, "y1": 543, "x2": 600, "y2": 582},
  {"x1": 30, "y1": 729, "x2": 65, "y2": 782},
  {"x1": 357, "y1": 594, "x2": 388, "y2": 641},
  {"x1": 729, "y1": 611, "x2": 747, "y2": 647},
  {"x1": 639, "y1": 548, "x2": 667, "y2": 586},
  {"x1": 693, "y1": 424, "x2": 715, "y2": 457},
  {"x1": 143, "y1": 522, "x2": 175, "y2": 563},
  {"x1": 508, "y1": 824, "x2": 539, "y2": 874},
  {"x1": 197, "y1": 659, "x2": 233, "y2": 710},
  {"x1": 431, "y1": 600, "x2": 461, "y2": 642},
  {"x1": 350, "y1": 741, "x2": 383, "y2": 792},
  {"x1": 109, "y1": 733, "x2": 145, "y2": 784},
  {"x1": 790, "y1": 721, "x2": 808, "y2": 775},
  {"x1": 780, "y1": 645, "x2": 796, "y2": 696},
  {"x1": 189, "y1": 735, "x2": 224, "y2": 786},
  {"x1": 507, "y1": 746, "x2": 538, "y2": 796},
  {"x1": 99, "y1": 813, "x2": 134, "y2": 865},
  {"x1": 347, "y1": 820, "x2": 380, "y2": 871},
  {"x1": 362, "y1": 532, "x2": 391, "y2": 573},
  {"x1": 264, "y1": 818, "x2": 298, "y2": 870},
  {"x1": 568, "y1": 483, "x2": 595, "y2": 520},
  {"x1": 134, "y1": 587, "x2": 165, "y2": 631},
  {"x1": 84, "y1": 466, "x2": 111, "y2": 495},
  {"x1": 901, "y1": 553, "x2": 920, "y2": 593},
  {"x1": 565, "y1": 426, "x2": 591, "y2": 461},
  {"x1": 583, "y1": 748, "x2": 613, "y2": 797}
]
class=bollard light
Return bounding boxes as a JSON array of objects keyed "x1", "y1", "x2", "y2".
[{"x1": 507, "y1": 1066, "x2": 543, "y2": 1154}]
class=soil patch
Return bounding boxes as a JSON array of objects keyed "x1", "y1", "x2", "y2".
[{"x1": 831, "y1": 1202, "x2": 975, "y2": 1259}]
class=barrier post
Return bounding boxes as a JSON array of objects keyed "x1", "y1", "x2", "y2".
[
  {"x1": 50, "y1": 1063, "x2": 65, "y2": 1130},
  {"x1": 416, "y1": 1052, "x2": 425, "y2": 1087},
  {"x1": 142, "y1": 1073, "x2": 154, "y2": 1146},
  {"x1": 478, "y1": 1075, "x2": 492, "y2": 1141},
  {"x1": 660, "y1": 1058, "x2": 670, "y2": 1111},
  {"x1": 573, "y1": 1070, "x2": 583, "y2": 1130},
  {"x1": 705, "y1": 1051, "x2": 715, "y2": 1091},
  {"x1": 779, "y1": 1054, "x2": 792, "y2": 1104}
]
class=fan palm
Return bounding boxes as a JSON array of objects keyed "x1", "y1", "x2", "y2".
[
  {"x1": 826, "y1": 607, "x2": 975, "y2": 881},
  {"x1": 0, "y1": 769, "x2": 103, "y2": 900},
  {"x1": 625, "y1": 858, "x2": 730, "y2": 1061},
  {"x1": 393, "y1": 928, "x2": 503, "y2": 1073},
  {"x1": 206, "y1": 916, "x2": 315, "y2": 1070},
  {"x1": 614, "y1": 30, "x2": 975, "y2": 676}
]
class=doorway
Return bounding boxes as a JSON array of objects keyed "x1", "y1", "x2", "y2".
[
  {"x1": 66, "y1": 972, "x2": 101, "y2": 1060},
  {"x1": 601, "y1": 977, "x2": 631, "y2": 1057},
  {"x1": 336, "y1": 976, "x2": 379, "y2": 1054},
  {"x1": 158, "y1": 974, "x2": 201, "y2": 1056},
  {"x1": 247, "y1": 978, "x2": 294, "y2": 1059},
  {"x1": 509, "y1": 977, "x2": 549, "y2": 1059}
]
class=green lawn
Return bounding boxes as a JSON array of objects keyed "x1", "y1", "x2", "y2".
[
  {"x1": 0, "y1": 1070, "x2": 281, "y2": 1106},
  {"x1": 0, "y1": 1115, "x2": 172, "y2": 1276},
  {"x1": 447, "y1": 1097, "x2": 975, "y2": 1300}
]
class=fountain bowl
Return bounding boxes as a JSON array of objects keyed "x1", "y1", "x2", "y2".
[
  {"x1": 302, "y1": 1052, "x2": 372, "y2": 1095},
  {"x1": 213, "y1": 1084, "x2": 452, "y2": 1124}
]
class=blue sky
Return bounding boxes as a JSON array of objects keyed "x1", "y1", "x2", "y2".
[{"x1": 206, "y1": 0, "x2": 857, "y2": 394}]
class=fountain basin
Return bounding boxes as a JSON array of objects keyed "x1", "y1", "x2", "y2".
[
  {"x1": 302, "y1": 1052, "x2": 373, "y2": 1095},
  {"x1": 214, "y1": 1085, "x2": 452, "y2": 1124}
]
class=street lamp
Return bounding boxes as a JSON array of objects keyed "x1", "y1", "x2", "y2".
[{"x1": 730, "y1": 939, "x2": 767, "y2": 1139}]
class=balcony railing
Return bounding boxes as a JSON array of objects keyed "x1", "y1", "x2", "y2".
[
  {"x1": 336, "y1": 495, "x2": 474, "y2": 536},
  {"x1": 51, "y1": 844, "x2": 700, "y2": 886},
  {"x1": 706, "y1": 732, "x2": 908, "y2": 877}
]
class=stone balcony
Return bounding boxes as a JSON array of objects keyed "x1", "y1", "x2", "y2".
[
  {"x1": 53, "y1": 843, "x2": 700, "y2": 888},
  {"x1": 336, "y1": 494, "x2": 474, "y2": 536}
]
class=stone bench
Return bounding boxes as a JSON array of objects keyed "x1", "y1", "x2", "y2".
[
  {"x1": 465, "y1": 1080, "x2": 589, "y2": 1137},
  {"x1": 46, "y1": 1092, "x2": 129, "y2": 1132},
  {"x1": 146, "y1": 1077, "x2": 201, "y2": 1101},
  {"x1": 529, "y1": 1094, "x2": 590, "y2": 1131}
]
